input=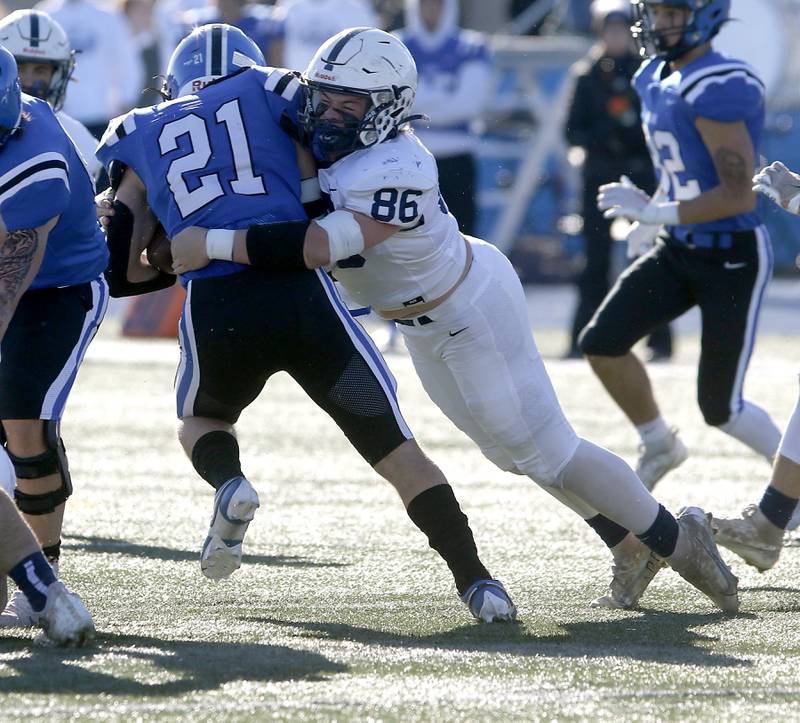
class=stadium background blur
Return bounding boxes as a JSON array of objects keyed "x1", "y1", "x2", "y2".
[{"x1": 5, "y1": 0, "x2": 800, "y2": 283}]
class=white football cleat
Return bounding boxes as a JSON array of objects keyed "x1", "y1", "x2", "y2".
[
  {"x1": 591, "y1": 537, "x2": 665, "y2": 610},
  {"x1": 201, "y1": 476, "x2": 260, "y2": 580},
  {"x1": 37, "y1": 581, "x2": 95, "y2": 647},
  {"x1": 461, "y1": 579, "x2": 517, "y2": 623},
  {"x1": 636, "y1": 429, "x2": 688, "y2": 491},
  {"x1": 668, "y1": 506, "x2": 739, "y2": 613},
  {"x1": 713, "y1": 504, "x2": 783, "y2": 572},
  {"x1": 0, "y1": 588, "x2": 38, "y2": 628}
]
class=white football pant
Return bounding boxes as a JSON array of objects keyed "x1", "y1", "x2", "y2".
[{"x1": 400, "y1": 239, "x2": 598, "y2": 519}]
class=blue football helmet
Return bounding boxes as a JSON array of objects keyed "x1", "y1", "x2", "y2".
[
  {"x1": 0, "y1": 46, "x2": 21, "y2": 148},
  {"x1": 632, "y1": 0, "x2": 730, "y2": 62},
  {"x1": 163, "y1": 23, "x2": 265, "y2": 100}
]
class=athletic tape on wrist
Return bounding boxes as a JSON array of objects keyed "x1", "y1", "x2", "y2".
[
  {"x1": 315, "y1": 210, "x2": 364, "y2": 264},
  {"x1": 206, "y1": 229, "x2": 236, "y2": 261},
  {"x1": 301, "y1": 177, "x2": 321, "y2": 203}
]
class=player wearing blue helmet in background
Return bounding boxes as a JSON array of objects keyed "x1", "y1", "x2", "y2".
[
  {"x1": 97, "y1": 23, "x2": 517, "y2": 624},
  {"x1": 579, "y1": 1, "x2": 780, "y2": 489},
  {"x1": 0, "y1": 46, "x2": 98, "y2": 644}
]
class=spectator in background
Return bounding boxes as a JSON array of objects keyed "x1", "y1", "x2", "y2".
[
  {"x1": 35, "y1": 0, "x2": 144, "y2": 141},
  {"x1": 163, "y1": 0, "x2": 284, "y2": 71},
  {"x1": 399, "y1": 0, "x2": 491, "y2": 236},
  {"x1": 563, "y1": 0, "x2": 671, "y2": 360},
  {"x1": 122, "y1": 0, "x2": 163, "y2": 107},
  {"x1": 153, "y1": 0, "x2": 204, "y2": 70},
  {"x1": 275, "y1": 0, "x2": 378, "y2": 71}
]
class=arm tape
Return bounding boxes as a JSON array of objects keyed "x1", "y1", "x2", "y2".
[
  {"x1": 245, "y1": 221, "x2": 311, "y2": 272},
  {"x1": 316, "y1": 210, "x2": 364, "y2": 264},
  {"x1": 104, "y1": 200, "x2": 176, "y2": 298}
]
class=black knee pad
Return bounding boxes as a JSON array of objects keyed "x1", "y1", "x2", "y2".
[{"x1": 6, "y1": 420, "x2": 73, "y2": 515}]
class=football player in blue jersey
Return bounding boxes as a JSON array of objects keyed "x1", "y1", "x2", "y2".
[
  {"x1": 97, "y1": 23, "x2": 516, "y2": 624},
  {"x1": 579, "y1": 0, "x2": 781, "y2": 491},
  {"x1": 0, "y1": 46, "x2": 95, "y2": 644}
]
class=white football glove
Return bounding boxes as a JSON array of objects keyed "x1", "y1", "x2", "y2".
[
  {"x1": 625, "y1": 221, "x2": 661, "y2": 259},
  {"x1": 753, "y1": 161, "x2": 800, "y2": 215},
  {"x1": 597, "y1": 175, "x2": 680, "y2": 226}
]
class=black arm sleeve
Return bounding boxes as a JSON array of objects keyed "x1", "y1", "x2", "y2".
[
  {"x1": 245, "y1": 221, "x2": 311, "y2": 272},
  {"x1": 103, "y1": 200, "x2": 176, "y2": 298}
]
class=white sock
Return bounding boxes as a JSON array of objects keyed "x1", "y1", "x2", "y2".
[
  {"x1": 636, "y1": 416, "x2": 671, "y2": 447},
  {"x1": 559, "y1": 438, "x2": 659, "y2": 535},
  {"x1": 719, "y1": 401, "x2": 781, "y2": 461}
]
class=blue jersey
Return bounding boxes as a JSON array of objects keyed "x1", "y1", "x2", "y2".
[
  {"x1": 634, "y1": 50, "x2": 765, "y2": 235},
  {"x1": 0, "y1": 95, "x2": 107, "y2": 290},
  {"x1": 96, "y1": 67, "x2": 306, "y2": 283}
]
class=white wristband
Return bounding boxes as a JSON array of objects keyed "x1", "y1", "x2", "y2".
[
  {"x1": 301, "y1": 177, "x2": 321, "y2": 203},
  {"x1": 643, "y1": 201, "x2": 680, "y2": 226},
  {"x1": 205, "y1": 228, "x2": 236, "y2": 261},
  {"x1": 315, "y1": 210, "x2": 365, "y2": 264}
]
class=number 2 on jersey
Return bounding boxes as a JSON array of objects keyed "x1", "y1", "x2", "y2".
[
  {"x1": 653, "y1": 130, "x2": 701, "y2": 201},
  {"x1": 159, "y1": 99, "x2": 266, "y2": 218}
]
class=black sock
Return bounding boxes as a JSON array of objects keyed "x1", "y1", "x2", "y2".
[
  {"x1": 636, "y1": 504, "x2": 679, "y2": 558},
  {"x1": 586, "y1": 515, "x2": 629, "y2": 549},
  {"x1": 406, "y1": 484, "x2": 491, "y2": 596},
  {"x1": 191, "y1": 431, "x2": 244, "y2": 490},
  {"x1": 42, "y1": 540, "x2": 61, "y2": 564},
  {"x1": 759, "y1": 485, "x2": 799, "y2": 530}
]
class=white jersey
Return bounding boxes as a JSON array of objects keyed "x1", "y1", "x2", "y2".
[
  {"x1": 57, "y1": 112, "x2": 101, "y2": 181},
  {"x1": 318, "y1": 132, "x2": 467, "y2": 312}
]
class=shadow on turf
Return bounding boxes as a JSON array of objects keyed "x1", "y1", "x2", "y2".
[
  {"x1": 246, "y1": 612, "x2": 751, "y2": 668},
  {"x1": 0, "y1": 632, "x2": 345, "y2": 695},
  {"x1": 62, "y1": 534, "x2": 345, "y2": 568}
]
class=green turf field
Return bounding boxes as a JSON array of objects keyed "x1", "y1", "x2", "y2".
[{"x1": 2, "y1": 327, "x2": 800, "y2": 720}]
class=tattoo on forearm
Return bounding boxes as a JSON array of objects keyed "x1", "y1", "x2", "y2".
[
  {"x1": 0, "y1": 228, "x2": 40, "y2": 329},
  {"x1": 715, "y1": 146, "x2": 751, "y2": 197}
]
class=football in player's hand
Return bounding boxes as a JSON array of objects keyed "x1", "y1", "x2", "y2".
[{"x1": 146, "y1": 224, "x2": 175, "y2": 274}]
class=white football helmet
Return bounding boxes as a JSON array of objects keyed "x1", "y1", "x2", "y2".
[
  {"x1": 0, "y1": 10, "x2": 75, "y2": 111},
  {"x1": 300, "y1": 27, "x2": 419, "y2": 162}
]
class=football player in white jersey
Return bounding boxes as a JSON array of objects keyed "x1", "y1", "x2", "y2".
[
  {"x1": 707, "y1": 161, "x2": 800, "y2": 569},
  {"x1": 169, "y1": 28, "x2": 741, "y2": 613},
  {"x1": 0, "y1": 9, "x2": 103, "y2": 183}
]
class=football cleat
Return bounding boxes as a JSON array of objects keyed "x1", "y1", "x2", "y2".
[
  {"x1": 636, "y1": 429, "x2": 688, "y2": 491},
  {"x1": 591, "y1": 537, "x2": 665, "y2": 610},
  {"x1": 713, "y1": 504, "x2": 784, "y2": 572},
  {"x1": 668, "y1": 506, "x2": 739, "y2": 613},
  {"x1": 36, "y1": 581, "x2": 94, "y2": 647},
  {"x1": 0, "y1": 588, "x2": 38, "y2": 628},
  {"x1": 201, "y1": 476, "x2": 260, "y2": 580},
  {"x1": 461, "y1": 579, "x2": 517, "y2": 623}
]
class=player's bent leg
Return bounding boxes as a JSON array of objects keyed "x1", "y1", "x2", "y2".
[
  {"x1": 579, "y1": 246, "x2": 694, "y2": 489},
  {"x1": 0, "y1": 488, "x2": 93, "y2": 644},
  {"x1": 292, "y1": 269, "x2": 515, "y2": 622},
  {"x1": 696, "y1": 226, "x2": 780, "y2": 463},
  {"x1": 2, "y1": 419, "x2": 72, "y2": 626},
  {"x1": 182, "y1": 418, "x2": 259, "y2": 580},
  {"x1": 557, "y1": 439, "x2": 738, "y2": 612},
  {"x1": 373, "y1": 440, "x2": 516, "y2": 623},
  {"x1": 715, "y1": 388, "x2": 800, "y2": 569}
]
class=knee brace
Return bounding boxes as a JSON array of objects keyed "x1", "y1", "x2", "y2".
[{"x1": 7, "y1": 420, "x2": 72, "y2": 515}]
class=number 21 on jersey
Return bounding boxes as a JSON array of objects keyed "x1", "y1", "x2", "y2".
[{"x1": 159, "y1": 99, "x2": 266, "y2": 218}]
